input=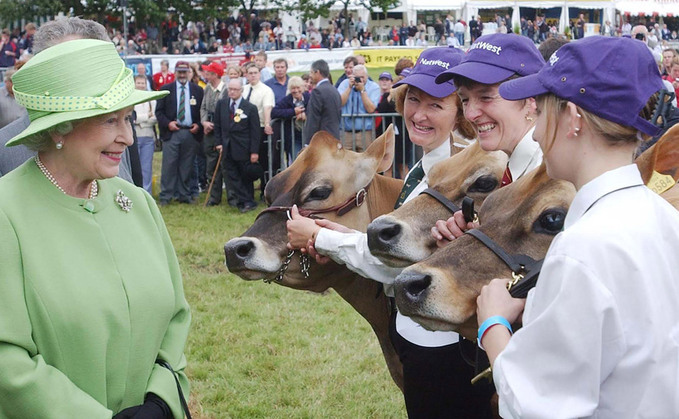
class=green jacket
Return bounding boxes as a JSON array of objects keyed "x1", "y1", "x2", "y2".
[{"x1": 0, "y1": 160, "x2": 191, "y2": 418}]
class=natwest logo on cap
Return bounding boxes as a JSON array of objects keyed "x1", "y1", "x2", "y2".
[
  {"x1": 418, "y1": 58, "x2": 451, "y2": 69},
  {"x1": 549, "y1": 52, "x2": 559, "y2": 66},
  {"x1": 468, "y1": 41, "x2": 502, "y2": 55}
]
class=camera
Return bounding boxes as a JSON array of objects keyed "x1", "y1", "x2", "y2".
[{"x1": 353, "y1": 76, "x2": 363, "y2": 84}]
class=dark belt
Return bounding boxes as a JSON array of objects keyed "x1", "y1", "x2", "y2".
[{"x1": 177, "y1": 124, "x2": 192, "y2": 129}]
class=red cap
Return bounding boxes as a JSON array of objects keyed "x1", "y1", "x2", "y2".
[{"x1": 201, "y1": 61, "x2": 224, "y2": 78}]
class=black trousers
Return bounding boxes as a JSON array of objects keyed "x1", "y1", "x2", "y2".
[
  {"x1": 389, "y1": 310, "x2": 495, "y2": 419},
  {"x1": 224, "y1": 151, "x2": 255, "y2": 208},
  {"x1": 204, "y1": 134, "x2": 236, "y2": 205}
]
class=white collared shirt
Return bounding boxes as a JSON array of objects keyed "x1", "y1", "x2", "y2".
[
  {"x1": 494, "y1": 164, "x2": 679, "y2": 418},
  {"x1": 507, "y1": 127, "x2": 542, "y2": 181},
  {"x1": 315, "y1": 138, "x2": 459, "y2": 347},
  {"x1": 243, "y1": 82, "x2": 275, "y2": 128}
]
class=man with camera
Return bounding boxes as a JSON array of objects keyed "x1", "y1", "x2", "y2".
[
  {"x1": 337, "y1": 64, "x2": 381, "y2": 152},
  {"x1": 200, "y1": 61, "x2": 231, "y2": 206}
]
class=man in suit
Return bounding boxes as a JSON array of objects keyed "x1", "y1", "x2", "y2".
[
  {"x1": 302, "y1": 59, "x2": 341, "y2": 145},
  {"x1": 214, "y1": 78, "x2": 261, "y2": 212},
  {"x1": 155, "y1": 60, "x2": 204, "y2": 205}
]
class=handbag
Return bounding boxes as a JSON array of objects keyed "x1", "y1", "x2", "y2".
[{"x1": 155, "y1": 359, "x2": 192, "y2": 419}]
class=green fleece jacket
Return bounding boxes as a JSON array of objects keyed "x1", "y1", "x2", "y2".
[{"x1": 0, "y1": 159, "x2": 191, "y2": 418}]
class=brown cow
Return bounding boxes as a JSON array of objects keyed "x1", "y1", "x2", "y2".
[
  {"x1": 225, "y1": 128, "x2": 407, "y2": 388},
  {"x1": 392, "y1": 127, "x2": 679, "y2": 340},
  {"x1": 367, "y1": 141, "x2": 507, "y2": 267},
  {"x1": 394, "y1": 163, "x2": 574, "y2": 339},
  {"x1": 224, "y1": 127, "x2": 495, "y2": 390}
]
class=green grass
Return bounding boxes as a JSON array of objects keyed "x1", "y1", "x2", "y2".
[{"x1": 151, "y1": 153, "x2": 406, "y2": 418}]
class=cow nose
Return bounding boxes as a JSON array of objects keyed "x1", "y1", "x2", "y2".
[
  {"x1": 396, "y1": 271, "x2": 432, "y2": 304},
  {"x1": 224, "y1": 238, "x2": 255, "y2": 269},
  {"x1": 367, "y1": 218, "x2": 403, "y2": 252}
]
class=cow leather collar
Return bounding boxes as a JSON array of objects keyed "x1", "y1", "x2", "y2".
[{"x1": 256, "y1": 182, "x2": 371, "y2": 220}]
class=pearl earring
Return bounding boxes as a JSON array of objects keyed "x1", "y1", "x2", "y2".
[
  {"x1": 574, "y1": 127, "x2": 580, "y2": 137},
  {"x1": 56, "y1": 141, "x2": 64, "y2": 150}
]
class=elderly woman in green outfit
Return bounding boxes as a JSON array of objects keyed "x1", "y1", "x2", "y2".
[{"x1": 0, "y1": 39, "x2": 191, "y2": 418}]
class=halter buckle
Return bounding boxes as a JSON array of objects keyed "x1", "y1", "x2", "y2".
[
  {"x1": 355, "y1": 188, "x2": 367, "y2": 207},
  {"x1": 507, "y1": 269, "x2": 525, "y2": 291}
]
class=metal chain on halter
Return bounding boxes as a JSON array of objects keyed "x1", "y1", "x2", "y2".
[{"x1": 266, "y1": 250, "x2": 311, "y2": 284}]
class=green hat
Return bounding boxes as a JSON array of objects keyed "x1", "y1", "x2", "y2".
[{"x1": 9, "y1": 38, "x2": 169, "y2": 146}]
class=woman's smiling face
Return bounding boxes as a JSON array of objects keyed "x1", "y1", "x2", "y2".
[
  {"x1": 56, "y1": 108, "x2": 134, "y2": 182},
  {"x1": 403, "y1": 86, "x2": 458, "y2": 153},
  {"x1": 457, "y1": 82, "x2": 534, "y2": 155}
]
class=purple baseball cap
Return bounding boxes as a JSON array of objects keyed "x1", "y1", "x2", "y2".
[
  {"x1": 393, "y1": 46, "x2": 464, "y2": 98},
  {"x1": 499, "y1": 36, "x2": 663, "y2": 136},
  {"x1": 400, "y1": 67, "x2": 412, "y2": 77},
  {"x1": 435, "y1": 33, "x2": 544, "y2": 85},
  {"x1": 379, "y1": 71, "x2": 393, "y2": 80}
]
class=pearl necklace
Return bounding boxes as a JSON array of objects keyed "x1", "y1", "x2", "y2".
[{"x1": 35, "y1": 156, "x2": 98, "y2": 199}]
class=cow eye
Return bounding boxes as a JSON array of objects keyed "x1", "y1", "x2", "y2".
[
  {"x1": 305, "y1": 186, "x2": 332, "y2": 202},
  {"x1": 533, "y1": 209, "x2": 566, "y2": 235},
  {"x1": 468, "y1": 175, "x2": 498, "y2": 193}
]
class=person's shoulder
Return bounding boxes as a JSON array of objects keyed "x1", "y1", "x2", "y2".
[{"x1": 0, "y1": 159, "x2": 33, "y2": 195}]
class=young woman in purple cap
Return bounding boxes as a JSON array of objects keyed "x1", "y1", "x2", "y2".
[
  {"x1": 430, "y1": 33, "x2": 545, "y2": 243},
  {"x1": 478, "y1": 36, "x2": 679, "y2": 418},
  {"x1": 286, "y1": 47, "x2": 494, "y2": 418}
]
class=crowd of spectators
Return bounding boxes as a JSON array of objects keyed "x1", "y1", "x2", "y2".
[
  {"x1": 5, "y1": 12, "x2": 679, "y2": 63},
  {"x1": 4, "y1": 14, "x2": 679, "y2": 207}
]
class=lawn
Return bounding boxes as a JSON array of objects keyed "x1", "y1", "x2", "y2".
[{"x1": 151, "y1": 154, "x2": 407, "y2": 418}]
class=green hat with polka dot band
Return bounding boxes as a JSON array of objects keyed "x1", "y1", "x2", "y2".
[{"x1": 8, "y1": 38, "x2": 168, "y2": 146}]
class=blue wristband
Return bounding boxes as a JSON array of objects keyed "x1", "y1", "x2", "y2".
[{"x1": 477, "y1": 315, "x2": 513, "y2": 350}]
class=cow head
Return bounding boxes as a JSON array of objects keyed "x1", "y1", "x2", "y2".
[
  {"x1": 393, "y1": 164, "x2": 575, "y2": 340},
  {"x1": 367, "y1": 141, "x2": 508, "y2": 267},
  {"x1": 224, "y1": 128, "x2": 400, "y2": 291}
]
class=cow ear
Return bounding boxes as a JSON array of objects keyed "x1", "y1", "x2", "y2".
[
  {"x1": 636, "y1": 123, "x2": 679, "y2": 183},
  {"x1": 365, "y1": 124, "x2": 395, "y2": 174},
  {"x1": 651, "y1": 124, "x2": 679, "y2": 182}
]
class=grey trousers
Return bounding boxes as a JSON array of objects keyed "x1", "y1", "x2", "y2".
[{"x1": 159, "y1": 128, "x2": 199, "y2": 202}]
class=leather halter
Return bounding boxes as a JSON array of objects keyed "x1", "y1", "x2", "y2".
[
  {"x1": 255, "y1": 183, "x2": 371, "y2": 221},
  {"x1": 418, "y1": 188, "x2": 478, "y2": 223},
  {"x1": 465, "y1": 229, "x2": 542, "y2": 298}
]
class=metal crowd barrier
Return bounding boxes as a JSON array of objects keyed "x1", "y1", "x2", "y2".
[
  {"x1": 0, "y1": 67, "x2": 8, "y2": 85},
  {"x1": 263, "y1": 112, "x2": 422, "y2": 182}
]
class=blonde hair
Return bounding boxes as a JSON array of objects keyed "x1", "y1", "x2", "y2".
[
  {"x1": 393, "y1": 85, "x2": 476, "y2": 140},
  {"x1": 536, "y1": 93, "x2": 644, "y2": 153},
  {"x1": 226, "y1": 64, "x2": 242, "y2": 77}
]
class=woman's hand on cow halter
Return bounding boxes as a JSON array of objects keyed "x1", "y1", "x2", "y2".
[
  {"x1": 476, "y1": 278, "x2": 526, "y2": 366},
  {"x1": 431, "y1": 210, "x2": 479, "y2": 248},
  {"x1": 286, "y1": 205, "x2": 322, "y2": 250},
  {"x1": 477, "y1": 278, "x2": 525, "y2": 326}
]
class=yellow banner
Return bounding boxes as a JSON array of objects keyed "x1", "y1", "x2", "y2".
[{"x1": 356, "y1": 49, "x2": 424, "y2": 68}]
